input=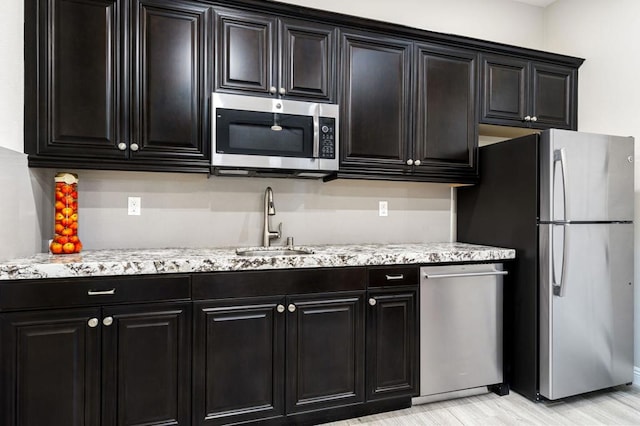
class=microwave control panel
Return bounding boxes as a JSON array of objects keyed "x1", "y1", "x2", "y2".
[{"x1": 319, "y1": 117, "x2": 336, "y2": 159}]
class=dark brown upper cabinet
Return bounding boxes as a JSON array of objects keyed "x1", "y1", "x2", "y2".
[
  {"x1": 413, "y1": 43, "x2": 477, "y2": 179},
  {"x1": 339, "y1": 29, "x2": 477, "y2": 183},
  {"x1": 215, "y1": 8, "x2": 336, "y2": 101},
  {"x1": 339, "y1": 30, "x2": 413, "y2": 174},
  {"x1": 24, "y1": 0, "x2": 211, "y2": 172},
  {"x1": 480, "y1": 54, "x2": 578, "y2": 130}
]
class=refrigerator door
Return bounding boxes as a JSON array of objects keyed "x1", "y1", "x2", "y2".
[
  {"x1": 539, "y1": 129, "x2": 634, "y2": 222},
  {"x1": 539, "y1": 222, "x2": 634, "y2": 400}
]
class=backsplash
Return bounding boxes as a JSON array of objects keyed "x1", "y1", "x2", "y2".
[{"x1": 28, "y1": 169, "x2": 453, "y2": 252}]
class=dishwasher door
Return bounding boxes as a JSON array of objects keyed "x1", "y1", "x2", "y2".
[{"x1": 418, "y1": 263, "x2": 505, "y2": 396}]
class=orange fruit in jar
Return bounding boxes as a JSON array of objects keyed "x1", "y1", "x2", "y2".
[
  {"x1": 55, "y1": 235, "x2": 69, "y2": 244},
  {"x1": 55, "y1": 191, "x2": 64, "y2": 201},
  {"x1": 61, "y1": 218, "x2": 71, "y2": 226},
  {"x1": 69, "y1": 222, "x2": 78, "y2": 230},
  {"x1": 69, "y1": 235, "x2": 79, "y2": 243},
  {"x1": 63, "y1": 195, "x2": 74, "y2": 205},
  {"x1": 55, "y1": 201, "x2": 65, "y2": 211},
  {"x1": 50, "y1": 242, "x2": 63, "y2": 254},
  {"x1": 71, "y1": 202, "x2": 78, "y2": 211},
  {"x1": 61, "y1": 185, "x2": 73, "y2": 195},
  {"x1": 55, "y1": 212, "x2": 64, "y2": 222},
  {"x1": 70, "y1": 213, "x2": 78, "y2": 222},
  {"x1": 74, "y1": 242, "x2": 83, "y2": 253},
  {"x1": 61, "y1": 207, "x2": 74, "y2": 216},
  {"x1": 71, "y1": 191, "x2": 78, "y2": 199},
  {"x1": 54, "y1": 223, "x2": 64, "y2": 233},
  {"x1": 62, "y1": 242, "x2": 75, "y2": 253},
  {"x1": 61, "y1": 228, "x2": 74, "y2": 237}
]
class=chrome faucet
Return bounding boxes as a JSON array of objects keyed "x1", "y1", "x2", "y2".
[{"x1": 263, "y1": 187, "x2": 282, "y2": 247}]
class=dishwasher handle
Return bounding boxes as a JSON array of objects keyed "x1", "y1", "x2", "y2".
[{"x1": 424, "y1": 270, "x2": 508, "y2": 279}]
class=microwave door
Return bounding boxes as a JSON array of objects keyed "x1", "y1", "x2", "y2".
[{"x1": 216, "y1": 109, "x2": 314, "y2": 158}]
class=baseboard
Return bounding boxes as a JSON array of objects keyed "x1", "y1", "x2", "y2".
[{"x1": 634, "y1": 366, "x2": 640, "y2": 387}]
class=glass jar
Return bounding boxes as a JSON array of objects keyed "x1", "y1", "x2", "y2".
[{"x1": 49, "y1": 173, "x2": 82, "y2": 254}]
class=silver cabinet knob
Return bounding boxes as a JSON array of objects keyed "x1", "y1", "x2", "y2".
[
  {"x1": 288, "y1": 304, "x2": 296, "y2": 313},
  {"x1": 103, "y1": 316, "x2": 113, "y2": 326},
  {"x1": 531, "y1": 116, "x2": 538, "y2": 122},
  {"x1": 277, "y1": 304, "x2": 285, "y2": 313},
  {"x1": 130, "y1": 143, "x2": 139, "y2": 152},
  {"x1": 369, "y1": 298, "x2": 377, "y2": 306},
  {"x1": 406, "y1": 159, "x2": 414, "y2": 166},
  {"x1": 87, "y1": 318, "x2": 99, "y2": 328},
  {"x1": 279, "y1": 87, "x2": 286, "y2": 95},
  {"x1": 524, "y1": 116, "x2": 531, "y2": 122},
  {"x1": 269, "y1": 86, "x2": 277, "y2": 94},
  {"x1": 414, "y1": 159, "x2": 421, "y2": 166},
  {"x1": 628, "y1": 156, "x2": 634, "y2": 163},
  {"x1": 117, "y1": 142, "x2": 127, "y2": 151}
]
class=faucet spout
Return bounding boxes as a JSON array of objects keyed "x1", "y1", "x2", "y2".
[{"x1": 263, "y1": 187, "x2": 282, "y2": 247}]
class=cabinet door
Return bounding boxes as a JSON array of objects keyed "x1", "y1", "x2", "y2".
[
  {"x1": 215, "y1": 8, "x2": 275, "y2": 95},
  {"x1": 286, "y1": 293, "x2": 365, "y2": 414},
  {"x1": 28, "y1": 0, "x2": 123, "y2": 159},
  {"x1": 0, "y1": 308, "x2": 101, "y2": 426},
  {"x1": 280, "y1": 18, "x2": 335, "y2": 101},
  {"x1": 101, "y1": 302, "x2": 191, "y2": 426},
  {"x1": 194, "y1": 298, "x2": 286, "y2": 425},
  {"x1": 480, "y1": 55, "x2": 529, "y2": 125},
  {"x1": 414, "y1": 43, "x2": 477, "y2": 176},
  {"x1": 531, "y1": 62, "x2": 576, "y2": 130},
  {"x1": 130, "y1": 0, "x2": 211, "y2": 165},
  {"x1": 366, "y1": 289, "x2": 418, "y2": 400},
  {"x1": 340, "y1": 30, "x2": 412, "y2": 172}
]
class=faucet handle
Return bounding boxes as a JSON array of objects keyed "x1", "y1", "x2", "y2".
[{"x1": 276, "y1": 222, "x2": 283, "y2": 239}]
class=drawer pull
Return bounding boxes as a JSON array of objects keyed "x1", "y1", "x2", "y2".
[
  {"x1": 87, "y1": 289, "x2": 116, "y2": 296},
  {"x1": 385, "y1": 274, "x2": 404, "y2": 281}
]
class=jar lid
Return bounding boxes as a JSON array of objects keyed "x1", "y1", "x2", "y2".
[{"x1": 54, "y1": 173, "x2": 78, "y2": 184}]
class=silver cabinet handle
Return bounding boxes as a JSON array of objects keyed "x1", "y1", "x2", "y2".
[
  {"x1": 424, "y1": 270, "x2": 508, "y2": 279},
  {"x1": 288, "y1": 304, "x2": 296, "y2": 313},
  {"x1": 88, "y1": 289, "x2": 116, "y2": 296},
  {"x1": 369, "y1": 298, "x2": 377, "y2": 306},
  {"x1": 103, "y1": 316, "x2": 113, "y2": 326},
  {"x1": 406, "y1": 159, "x2": 414, "y2": 166},
  {"x1": 524, "y1": 115, "x2": 531, "y2": 122},
  {"x1": 269, "y1": 86, "x2": 277, "y2": 94},
  {"x1": 385, "y1": 274, "x2": 404, "y2": 281},
  {"x1": 87, "y1": 318, "x2": 99, "y2": 328},
  {"x1": 414, "y1": 160, "x2": 421, "y2": 166},
  {"x1": 130, "y1": 143, "x2": 139, "y2": 152},
  {"x1": 117, "y1": 142, "x2": 127, "y2": 151},
  {"x1": 277, "y1": 304, "x2": 285, "y2": 313},
  {"x1": 279, "y1": 87, "x2": 286, "y2": 95}
]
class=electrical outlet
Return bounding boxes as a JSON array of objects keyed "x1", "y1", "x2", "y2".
[
  {"x1": 128, "y1": 197, "x2": 141, "y2": 216},
  {"x1": 379, "y1": 201, "x2": 388, "y2": 217}
]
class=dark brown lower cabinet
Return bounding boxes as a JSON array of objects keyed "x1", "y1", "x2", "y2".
[
  {"x1": 366, "y1": 288, "x2": 418, "y2": 400},
  {"x1": 193, "y1": 292, "x2": 365, "y2": 425},
  {"x1": 0, "y1": 302, "x2": 191, "y2": 426}
]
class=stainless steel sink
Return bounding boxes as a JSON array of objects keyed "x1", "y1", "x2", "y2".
[{"x1": 235, "y1": 247, "x2": 314, "y2": 257}]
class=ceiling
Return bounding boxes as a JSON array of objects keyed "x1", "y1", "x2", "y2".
[{"x1": 511, "y1": 0, "x2": 557, "y2": 6}]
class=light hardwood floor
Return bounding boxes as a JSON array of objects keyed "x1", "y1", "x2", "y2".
[{"x1": 329, "y1": 385, "x2": 640, "y2": 425}]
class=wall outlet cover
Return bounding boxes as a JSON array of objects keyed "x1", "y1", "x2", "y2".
[
  {"x1": 128, "y1": 197, "x2": 141, "y2": 216},
  {"x1": 379, "y1": 201, "x2": 388, "y2": 217}
]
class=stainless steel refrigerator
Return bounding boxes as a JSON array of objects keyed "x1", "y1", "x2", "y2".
[{"x1": 457, "y1": 129, "x2": 634, "y2": 401}]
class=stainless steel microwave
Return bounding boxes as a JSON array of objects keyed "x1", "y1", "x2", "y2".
[{"x1": 212, "y1": 93, "x2": 339, "y2": 178}]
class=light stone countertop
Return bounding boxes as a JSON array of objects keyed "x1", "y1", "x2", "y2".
[{"x1": 0, "y1": 242, "x2": 515, "y2": 280}]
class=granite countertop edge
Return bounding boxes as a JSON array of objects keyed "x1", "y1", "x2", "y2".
[{"x1": 0, "y1": 242, "x2": 516, "y2": 281}]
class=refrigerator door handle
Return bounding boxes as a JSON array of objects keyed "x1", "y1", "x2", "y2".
[
  {"x1": 552, "y1": 223, "x2": 570, "y2": 297},
  {"x1": 553, "y1": 148, "x2": 569, "y2": 221}
]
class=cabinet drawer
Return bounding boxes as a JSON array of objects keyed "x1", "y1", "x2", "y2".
[
  {"x1": 0, "y1": 275, "x2": 190, "y2": 311},
  {"x1": 368, "y1": 266, "x2": 418, "y2": 288}
]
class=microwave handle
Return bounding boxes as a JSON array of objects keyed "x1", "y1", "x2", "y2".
[{"x1": 312, "y1": 104, "x2": 320, "y2": 158}]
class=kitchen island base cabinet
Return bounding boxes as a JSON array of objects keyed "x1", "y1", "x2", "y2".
[
  {"x1": 193, "y1": 293, "x2": 365, "y2": 425},
  {"x1": 0, "y1": 302, "x2": 191, "y2": 426}
]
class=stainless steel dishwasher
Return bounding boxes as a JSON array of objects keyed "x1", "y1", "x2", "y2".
[{"x1": 415, "y1": 263, "x2": 507, "y2": 401}]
